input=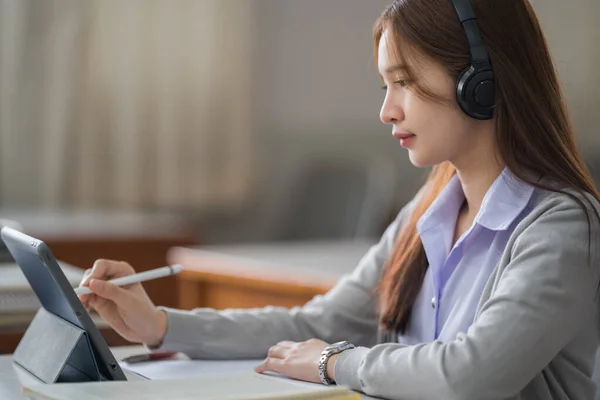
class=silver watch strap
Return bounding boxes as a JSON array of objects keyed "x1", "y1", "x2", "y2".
[
  {"x1": 318, "y1": 349, "x2": 336, "y2": 385},
  {"x1": 317, "y1": 342, "x2": 355, "y2": 385}
]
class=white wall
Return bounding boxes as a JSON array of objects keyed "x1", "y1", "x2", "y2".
[{"x1": 531, "y1": 0, "x2": 600, "y2": 151}]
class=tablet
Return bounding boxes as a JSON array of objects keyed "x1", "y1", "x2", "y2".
[{"x1": 0, "y1": 226, "x2": 127, "y2": 382}]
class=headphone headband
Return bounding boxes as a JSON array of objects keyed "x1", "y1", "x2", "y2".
[{"x1": 450, "y1": 0, "x2": 489, "y2": 64}]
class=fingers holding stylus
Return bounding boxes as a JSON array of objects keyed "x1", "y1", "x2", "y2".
[
  {"x1": 88, "y1": 279, "x2": 139, "y2": 312},
  {"x1": 77, "y1": 259, "x2": 135, "y2": 308},
  {"x1": 89, "y1": 279, "x2": 128, "y2": 300}
]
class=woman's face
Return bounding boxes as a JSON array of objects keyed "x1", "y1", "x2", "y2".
[{"x1": 378, "y1": 31, "x2": 486, "y2": 168}]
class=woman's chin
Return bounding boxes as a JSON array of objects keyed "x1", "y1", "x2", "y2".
[{"x1": 407, "y1": 151, "x2": 437, "y2": 168}]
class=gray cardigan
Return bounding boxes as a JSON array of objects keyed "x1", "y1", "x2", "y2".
[{"x1": 156, "y1": 188, "x2": 600, "y2": 399}]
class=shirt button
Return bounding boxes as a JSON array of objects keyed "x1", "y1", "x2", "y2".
[{"x1": 431, "y1": 296, "x2": 436, "y2": 309}]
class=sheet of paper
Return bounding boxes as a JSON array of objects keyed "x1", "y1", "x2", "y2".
[
  {"x1": 25, "y1": 370, "x2": 354, "y2": 400},
  {"x1": 120, "y1": 359, "x2": 263, "y2": 380},
  {"x1": 119, "y1": 359, "x2": 325, "y2": 391}
]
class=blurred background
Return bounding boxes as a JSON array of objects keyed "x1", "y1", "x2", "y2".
[
  {"x1": 0, "y1": 0, "x2": 599, "y2": 241},
  {"x1": 0, "y1": 0, "x2": 598, "y2": 352}
]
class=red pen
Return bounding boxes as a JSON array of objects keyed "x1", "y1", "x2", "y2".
[{"x1": 122, "y1": 351, "x2": 178, "y2": 364}]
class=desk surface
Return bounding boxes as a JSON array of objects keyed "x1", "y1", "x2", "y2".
[{"x1": 0, "y1": 346, "x2": 380, "y2": 400}]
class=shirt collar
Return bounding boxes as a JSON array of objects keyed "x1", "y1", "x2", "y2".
[
  {"x1": 416, "y1": 173, "x2": 464, "y2": 236},
  {"x1": 474, "y1": 168, "x2": 535, "y2": 231},
  {"x1": 417, "y1": 168, "x2": 535, "y2": 234}
]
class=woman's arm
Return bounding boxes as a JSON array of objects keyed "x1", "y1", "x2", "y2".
[
  {"x1": 334, "y1": 193, "x2": 600, "y2": 400},
  {"x1": 151, "y1": 200, "x2": 416, "y2": 359}
]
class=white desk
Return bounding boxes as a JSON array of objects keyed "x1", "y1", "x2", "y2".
[{"x1": 0, "y1": 346, "x2": 381, "y2": 400}]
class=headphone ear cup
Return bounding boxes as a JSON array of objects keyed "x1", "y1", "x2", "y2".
[{"x1": 456, "y1": 66, "x2": 495, "y2": 120}]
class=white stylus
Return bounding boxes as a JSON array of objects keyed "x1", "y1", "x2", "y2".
[{"x1": 74, "y1": 264, "x2": 183, "y2": 296}]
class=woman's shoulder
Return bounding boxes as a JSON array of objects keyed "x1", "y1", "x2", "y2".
[
  {"x1": 511, "y1": 184, "x2": 600, "y2": 259},
  {"x1": 527, "y1": 184, "x2": 600, "y2": 220},
  {"x1": 493, "y1": 185, "x2": 600, "y2": 317}
]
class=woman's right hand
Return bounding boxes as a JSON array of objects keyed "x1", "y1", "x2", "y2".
[{"x1": 78, "y1": 259, "x2": 168, "y2": 347}]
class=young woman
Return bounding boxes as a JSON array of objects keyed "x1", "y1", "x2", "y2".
[{"x1": 79, "y1": 0, "x2": 600, "y2": 398}]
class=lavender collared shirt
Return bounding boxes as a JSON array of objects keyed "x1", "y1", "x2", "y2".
[{"x1": 399, "y1": 168, "x2": 536, "y2": 344}]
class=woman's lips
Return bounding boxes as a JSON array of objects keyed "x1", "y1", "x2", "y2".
[{"x1": 393, "y1": 132, "x2": 416, "y2": 148}]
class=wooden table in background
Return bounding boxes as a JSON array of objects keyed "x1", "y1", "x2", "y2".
[{"x1": 168, "y1": 240, "x2": 376, "y2": 310}]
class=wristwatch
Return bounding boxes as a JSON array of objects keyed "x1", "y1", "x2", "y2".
[{"x1": 318, "y1": 340, "x2": 355, "y2": 385}]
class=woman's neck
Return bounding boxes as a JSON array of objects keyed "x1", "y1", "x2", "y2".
[{"x1": 456, "y1": 162, "x2": 504, "y2": 215}]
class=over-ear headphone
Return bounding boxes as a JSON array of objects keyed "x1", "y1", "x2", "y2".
[{"x1": 450, "y1": 0, "x2": 495, "y2": 120}]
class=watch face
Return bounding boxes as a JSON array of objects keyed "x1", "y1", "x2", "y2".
[{"x1": 330, "y1": 341, "x2": 349, "y2": 348}]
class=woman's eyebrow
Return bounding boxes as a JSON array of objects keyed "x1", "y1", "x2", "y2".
[{"x1": 384, "y1": 64, "x2": 409, "y2": 74}]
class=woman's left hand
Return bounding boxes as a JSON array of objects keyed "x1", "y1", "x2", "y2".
[{"x1": 254, "y1": 338, "x2": 333, "y2": 384}]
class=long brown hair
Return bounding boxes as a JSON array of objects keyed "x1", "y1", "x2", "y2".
[{"x1": 376, "y1": 0, "x2": 600, "y2": 333}]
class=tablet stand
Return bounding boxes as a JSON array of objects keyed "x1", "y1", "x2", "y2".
[{"x1": 13, "y1": 307, "x2": 102, "y2": 383}]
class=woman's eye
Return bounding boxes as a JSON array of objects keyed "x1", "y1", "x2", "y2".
[{"x1": 381, "y1": 79, "x2": 408, "y2": 90}]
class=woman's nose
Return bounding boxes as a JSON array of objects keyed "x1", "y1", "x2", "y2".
[{"x1": 380, "y1": 95, "x2": 404, "y2": 124}]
